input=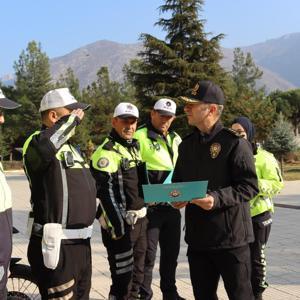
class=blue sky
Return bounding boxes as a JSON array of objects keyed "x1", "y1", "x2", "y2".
[{"x1": 1, "y1": 0, "x2": 300, "y2": 76}]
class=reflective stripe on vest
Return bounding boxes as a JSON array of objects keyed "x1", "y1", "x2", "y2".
[{"x1": 0, "y1": 162, "x2": 12, "y2": 212}]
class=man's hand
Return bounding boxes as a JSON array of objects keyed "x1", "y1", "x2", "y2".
[
  {"x1": 172, "y1": 201, "x2": 188, "y2": 209},
  {"x1": 191, "y1": 195, "x2": 214, "y2": 210},
  {"x1": 71, "y1": 109, "x2": 84, "y2": 121}
]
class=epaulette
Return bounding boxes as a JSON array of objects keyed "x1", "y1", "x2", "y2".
[
  {"x1": 131, "y1": 138, "x2": 140, "y2": 150},
  {"x1": 103, "y1": 140, "x2": 115, "y2": 151},
  {"x1": 169, "y1": 130, "x2": 178, "y2": 139},
  {"x1": 182, "y1": 131, "x2": 195, "y2": 141},
  {"x1": 223, "y1": 127, "x2": 241, "y2": 138}
]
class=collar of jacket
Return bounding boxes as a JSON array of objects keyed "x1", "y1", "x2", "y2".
[
  {"x1": 146, "y1": 121, "x2": 172, "y2": 141},
  {"x1": 109, "y1": 129, "x2": 139, "y2": 150},
  {"x1": 197, "y1": 121, "x2": 223, "y2": 144}
]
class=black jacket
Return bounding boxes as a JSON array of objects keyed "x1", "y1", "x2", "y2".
[
  {"x1": 172, "y1": 122, "x2": 258, "y2": 250},
  {"x1": 23, "y1": 114, "x2": 97, "y2": 230}
]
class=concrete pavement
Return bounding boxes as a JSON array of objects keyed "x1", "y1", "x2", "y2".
[{"x1": 6, "y1": 172, "x2": 300, "y2": 299}]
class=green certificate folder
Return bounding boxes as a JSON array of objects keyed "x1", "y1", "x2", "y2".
[{"x1": 142, "y1": 181, "x2": 208, "y2": 203}]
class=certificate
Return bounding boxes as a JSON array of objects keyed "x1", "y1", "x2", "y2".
[{"x1": 142, "y1": 180, "x2": 208, "y2": 203}]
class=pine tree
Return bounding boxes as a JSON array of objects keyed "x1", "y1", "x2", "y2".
[
  {"x1": 55, "y1": 67, "x2": 81, "y2": 100},
  {"x1": 0, "y1": 127, "x2": 9, "y2": 160},
  {"x1": 14, "y1": 41, "x2": 52, "y2": 109},
  {"x1": 13, "y1": 41, "x2": 53, "y2": 144},
  {"x1": 231, "y1": 48, "x2": 263, "y2": 93},
  {"x1": 82, "y1": 67, "x2": 136, "y2": 145},
  {"x1": 0, "y1": 85, "x2": 22, "y2": 158},
  {"x1": 223, "y1": 48, "x2": 276, "y2": 140},
  {"x1": 264, "y1": 114, "x2": 298, "y2": 173},
  {"x1": 126, "y1": 0, "x2": 226, "y2": 112}
]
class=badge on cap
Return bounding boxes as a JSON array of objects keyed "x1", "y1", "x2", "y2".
[
  {"x1": 191, "y1": 83, "x2": 200, "y2": 96},
  {"x1": 97, "y1": 157, "x2": 109, "y2": 168},
  {"x1": 210, "y1": 143, "x2": 221, "y2": 159}
]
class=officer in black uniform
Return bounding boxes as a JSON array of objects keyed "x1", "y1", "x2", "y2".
[
  {"x1": 0, "y1": 89, "x2": 21, "y2": 300},
  {"x1": 23, "y1": 88, "x2": 97, "y2": 299},
  {"x1": 91, "y1": 103, "x2": 148, "y2": 300},
  {"x1": 134, "y1": 99, "x2": 184, "y2": 300},
  {"x1": 172, "y1": 80, "x2": 259, "y2": 300}
]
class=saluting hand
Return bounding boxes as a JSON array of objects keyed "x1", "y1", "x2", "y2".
[
  {"x1": 191, "y1": 195, "x2": 214, "y2": 210},
  {"x1": 71, "y1": 109, "x2": 84, "y2": 121}
]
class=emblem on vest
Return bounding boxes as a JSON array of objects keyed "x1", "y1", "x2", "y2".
[
  {"x1": 149, "y1": 142, "x2": 160, "y2": 151},
  {"x1": 169, "y1": 189, "x2": 181, "y2": 198},
  {"x1": 98, "y1": 157, "x2": 109, "y2": 168},
  {"x1": 210, "y1": 143, "x2": 221, "y2": 159}
]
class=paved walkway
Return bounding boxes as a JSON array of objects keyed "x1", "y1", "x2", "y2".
[{"x1": 6, "y1": 172, "x2": 300, "y2": 300}]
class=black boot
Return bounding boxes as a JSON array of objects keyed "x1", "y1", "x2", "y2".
[
  {"x1": 254, "y1": 294, "x2": 263, "y2": 300},
  {"x1": 163, "y1": 293, "x2": 185, "y2": 300}
]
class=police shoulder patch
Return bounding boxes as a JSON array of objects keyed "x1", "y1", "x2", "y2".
[
  {"x1": 97, "y1": 157, "x2": 109, "y2": 168},
  {"x1": 210, "y1": 143, "x2": 221, "y2": 159},
  {"x1": 224, "y1": 127, "x2": 241, "y2": 138}
]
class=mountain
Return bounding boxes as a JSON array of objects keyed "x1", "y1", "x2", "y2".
[
  {"x1": 2, "y1": 35, "x2": 299, "y2": 92},
  {"x1": 243, "y1": 33, "x2": 300, "y2": 87},
  {"x1": 50, "y1": 40, "x2": 143, "y2": 88},
  {"x1": 0, "y1": 74, "x2": 15, "y2": 86},
  {"x1": 49, "y1": 39, "x2": 296, "y2": 92},
  {"x1": 221, "y1": 48, "x2": 296, "y2": 92}
]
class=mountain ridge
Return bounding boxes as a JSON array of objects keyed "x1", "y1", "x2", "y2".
[{"x1": 2, "y1": 34, "x2": 300, "y2": 92}]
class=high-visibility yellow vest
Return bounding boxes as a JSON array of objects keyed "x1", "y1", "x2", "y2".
[{"x1": 250, "y1": 147, "x2": 284, "y2": 217}]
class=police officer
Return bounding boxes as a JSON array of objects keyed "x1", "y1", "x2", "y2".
[
  {"x1": 172, "y1": 80, "x2": 259, "y2": 300},
  {"x1": 0, "y1": 88, "x2": 20, "y2": 300},
  {"x1": 231, "y1": 116, "x2": 284, "y2": 300},
  {"x1": 91, "y1": 102, "x2": 148, "y2": 300},
  {"x1": 134, "y1": 99, "x2": 184, "y2": 300},
  {"x1": 23, "y1": 88, "x2": 96, "y2": 299}
]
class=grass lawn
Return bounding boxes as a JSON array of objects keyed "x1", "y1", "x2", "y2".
[{"x1": 283, "y1": 162, "x2": 300, "y2": 181}]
